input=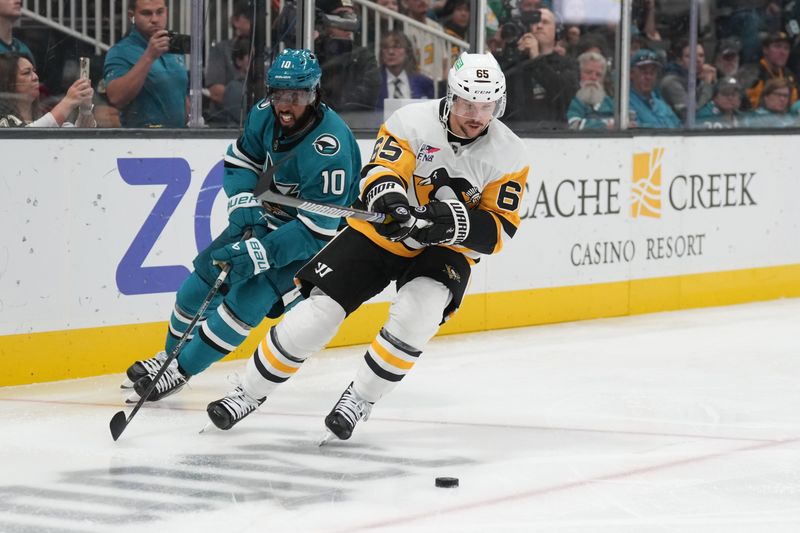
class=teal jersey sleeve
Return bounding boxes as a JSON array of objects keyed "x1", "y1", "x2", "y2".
[
  {"x1": 259, "y1": 106, "x2": 362, "y2": 268},
  {"x1": 222, "y1": 100, "x2": 271, "y2": 197}
]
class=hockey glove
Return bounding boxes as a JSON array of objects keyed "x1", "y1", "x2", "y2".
[
  {"x1": 227, "y1": 192, "x2": 269, "y2": 239},
  {"x1": 211, "y1": 238, "x2": 270, "y2": 285},
  {"x1": 365, "y1": 181, "x2": 414, "y2": 242},
  {"x1": 410, "y1": 200, "x2": 471, "y2": 246}
]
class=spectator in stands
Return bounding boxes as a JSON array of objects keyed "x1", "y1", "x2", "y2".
[
  {"x1": 502, "y1": 7, "x2": 579, "y2": 129},
  {"x1": 0, "y1": 0, "x2": 32, "y2": 59},
  {"x1": 103, "y1": 0, "x2": 189, "y2": 128},
  {"x1": 715, "y1": 37, "x2": 742, "y2": 78},
  {"x1": 745, "y1": 77, "x2": 797, "y2": 127},
  {"x1": 366, "y1": 0, "x2": 400, "y2": 45},
  {"x1": 716, "y1": 0, "x2": 774, "y2": 63},
  {"x1": 315, "y1": 0, "x2": 380, "y2": 112},
  {"x1": 629, "y1": 49, "x2": 680, "y2": 129},
  {"x1": 213, "y1": 35, "x2": 252, "y2": 127},
  {"x1": 205, "y1": 0, "x2": 252, "y2": 126},
  {"x1": 746, "y1": 32, "x2": 799, "y2": 109},
  {"x1": 402, "y1": 0, "x2": 449, "y2": 86},
  {"x1": 0, "y1": 52, "x2": 94, "y2": 127},
  {"x1": 440, "y1": 0, "x2": 469, "y2": 64},
  {"x1": 634, "y1": 0, "x2": 662, "y2": 43},
  {"x1": 376, "y1": 29, "x2": 433, "y2": 111},
  {"x1": 93, "y1": 77, "x2": 121, "y2": 128},
  {"x1": 567, "y1": 51, "x2": 614, "y2": 130},
  {"x1": 378, "y1": 0, "x2": 400, "y2": 14},
  {"x1": 695, "y1": 76, "x2": 746, "y2": 128},
  {"x1": 660, "y1": 38, "x2": 717, "y2": 121}
]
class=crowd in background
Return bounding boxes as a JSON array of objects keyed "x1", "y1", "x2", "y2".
[{"x1": 3, "y1": 0, "x2": 800, "y2": 131}]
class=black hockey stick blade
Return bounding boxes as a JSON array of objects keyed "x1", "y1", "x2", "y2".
[
  {"x1": 109, "y1": 410, "x2": 128, "y2": 441},
  {"x1": 256, "y1": 189, "x2": 387, "y2": 223},
  {"x1": 109, "y1": 230, "x2": 251, "y2": 441}
]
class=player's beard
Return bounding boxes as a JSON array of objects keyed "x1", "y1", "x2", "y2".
[{"x1": 576, "y1": 82, "x2": 606, "y2": 107}]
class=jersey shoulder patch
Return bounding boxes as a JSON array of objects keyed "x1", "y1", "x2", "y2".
[{"x1": 312, "y1": 134, "x2": 341, "y2": 156}]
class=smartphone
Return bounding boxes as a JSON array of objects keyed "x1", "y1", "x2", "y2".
[{"x1": 79, "y1": 57, "x2": 90, "y2": 80}]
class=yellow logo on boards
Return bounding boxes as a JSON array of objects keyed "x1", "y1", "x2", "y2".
[{"x1": 631, "y1": 148, "x2": 664, "y2": 218}]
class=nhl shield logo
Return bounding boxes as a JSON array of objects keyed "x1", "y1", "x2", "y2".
[{"x1": 313, "y1": 134, "x2": 340, "y2": 156}]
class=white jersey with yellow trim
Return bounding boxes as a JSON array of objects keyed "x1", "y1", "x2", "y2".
[{"x1": 349, "y1": 99, "x2": 529, "y2": 260}]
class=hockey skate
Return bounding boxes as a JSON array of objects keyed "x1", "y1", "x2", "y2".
[
  {"x1": 132, "y1": 358, "x2": 189, "y2": 402},
  {"x1": 121, "y1": 350, "x2": 167, "y2": 389},
  {"x1": 321, "y1": 382, "x2": 373, "y2": 444},
  {"x1": 206, "y1": 385, "x2": 265, "y2": 430}
]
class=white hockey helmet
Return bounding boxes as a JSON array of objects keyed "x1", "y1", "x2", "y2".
[{"x1": 444, "y1": 52, "x2": 507, "y2": 121}]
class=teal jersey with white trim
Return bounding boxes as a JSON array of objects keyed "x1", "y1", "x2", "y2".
[{"x1": 222, "y1": 100, "x2": 361, "y2": 269}]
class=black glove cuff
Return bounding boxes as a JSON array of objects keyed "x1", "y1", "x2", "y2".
[
  {"x1": 364, "y1": 180, "x2": 407, "y2": 212},
  {"x1": 442, "y1": 199, "x2": 470, "y2": 245}
]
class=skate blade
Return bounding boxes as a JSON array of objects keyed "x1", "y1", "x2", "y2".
[
  {"x1": 318, "y1": 430, "x2": 336, "y2": 447},
  {"x1": 199, "y1": 422, "x2": 216, "y2": 434},
  {"x1": 124, "y1": 392, "x2": 141, "y2": 404},
  {"x1": 120, "y1": 378, "x2": 134, "y2": 389}
]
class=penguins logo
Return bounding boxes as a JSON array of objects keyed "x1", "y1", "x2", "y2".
[
  {"x1": 416, "y1": 167, "x2": 481, "y2": 206},
  {"x1": 313, "y1": 134, "x2": 340, "y2": 156},
  {"x1": 443, "y1": 264, "x2": 461, "y2": 282}
]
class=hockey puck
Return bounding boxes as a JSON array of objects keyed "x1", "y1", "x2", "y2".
[{"x1": 435, "y1": 476, "x2": 459, "y2": 488}]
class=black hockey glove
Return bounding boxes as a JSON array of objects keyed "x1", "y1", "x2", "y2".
[
  {"x1": 365, "y1": 181, "x2": 414, "y2": 242},
  {"x1": 409, "y1": 199, "x2": 471, "y2": 246}
]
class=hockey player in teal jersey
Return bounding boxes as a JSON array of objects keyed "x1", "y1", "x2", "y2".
[{"x1": 123, "y1": 49, "x2": 361, "y2": 402}]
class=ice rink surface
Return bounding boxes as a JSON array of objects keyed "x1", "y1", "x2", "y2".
[{"x1": 1, "y1": 298, "x2": 799, "y2": 533}]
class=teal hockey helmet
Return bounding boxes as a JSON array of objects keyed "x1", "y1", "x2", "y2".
[{"x1": 266, "y1": 48, "x2": 322, "y2": 91}]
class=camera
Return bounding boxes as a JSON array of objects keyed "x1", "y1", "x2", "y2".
[
  {"x1": 496, "y1": 1, "x2": 542, "y2": 67},
  {"x1": 167, "y1": 31, "x2": 192, "y2": 54},
  {"x1": 318, "y1": 10, "x2": 360, "y2": 32},
  {"x1": 499, "y1": 9, "x2": 541, "y2": 45}
]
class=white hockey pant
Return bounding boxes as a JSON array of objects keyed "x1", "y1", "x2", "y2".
[
  {"x1": 354, "y1": 277, "x2": 452, "y2": 403},
  {"x1": 243, "y1": 288, "x2": 346, "y2": 399}
]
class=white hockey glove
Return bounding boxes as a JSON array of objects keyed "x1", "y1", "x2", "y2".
[
  {"x1": 409, "y1": 200, "x2": 471, "y2": 246},
  {"x1": 211, "y1": 238, "x2": 270, "y2": 284}
]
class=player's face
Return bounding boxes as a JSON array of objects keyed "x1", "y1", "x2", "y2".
[
  {"x1": 15, "y1": 57, "x2": 40, "y2": 102},
  {"x1": 130, "y1": 0, "x2": 168, "y2": 38},
  {"x1": 270, "y1": 89, "x2": 314, "y2": 129},
  {"x1": 449, "y1": 97, "x2": 497, "y2": 138}
]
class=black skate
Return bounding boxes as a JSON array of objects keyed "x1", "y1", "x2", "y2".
[
  {"x1": 132, "y1": 358, "x2": 189, "y2": 402},
  {"x1": 323, "y1": 382, "x2": 373, "y2": 442},
  {"x1": 122, "y1": 350, "x2": 167, "y2": 389},
  {"x1": 206, "y1": 385, "x2": 265, "y2": 430}
]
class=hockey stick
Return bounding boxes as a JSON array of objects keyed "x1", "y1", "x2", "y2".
[
  {"x1": 109, "y1": 227, "x2": 252, "y2": 441},
  {"x1": 256, "y1": 189, "x2": 387, "y2": 223},
  {"x1": 252, "y1": 152, "x2": 386, "y2": 222}
]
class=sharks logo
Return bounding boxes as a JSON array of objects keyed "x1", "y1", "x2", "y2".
[{"x1": 313, "y1": 134, "x2": 340, "y2": 156}]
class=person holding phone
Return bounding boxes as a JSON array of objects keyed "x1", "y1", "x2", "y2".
[
  {"x1": 0, "y1": 52, "x2": 94, "y2": 127},
  {"x1": 103, "y1": 0, "x2": 188, "y2": 127}
]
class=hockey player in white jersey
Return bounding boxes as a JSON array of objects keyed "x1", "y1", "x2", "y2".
[{"x1": 206, "y1": 52, "x2": 530, "y2": 441}]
